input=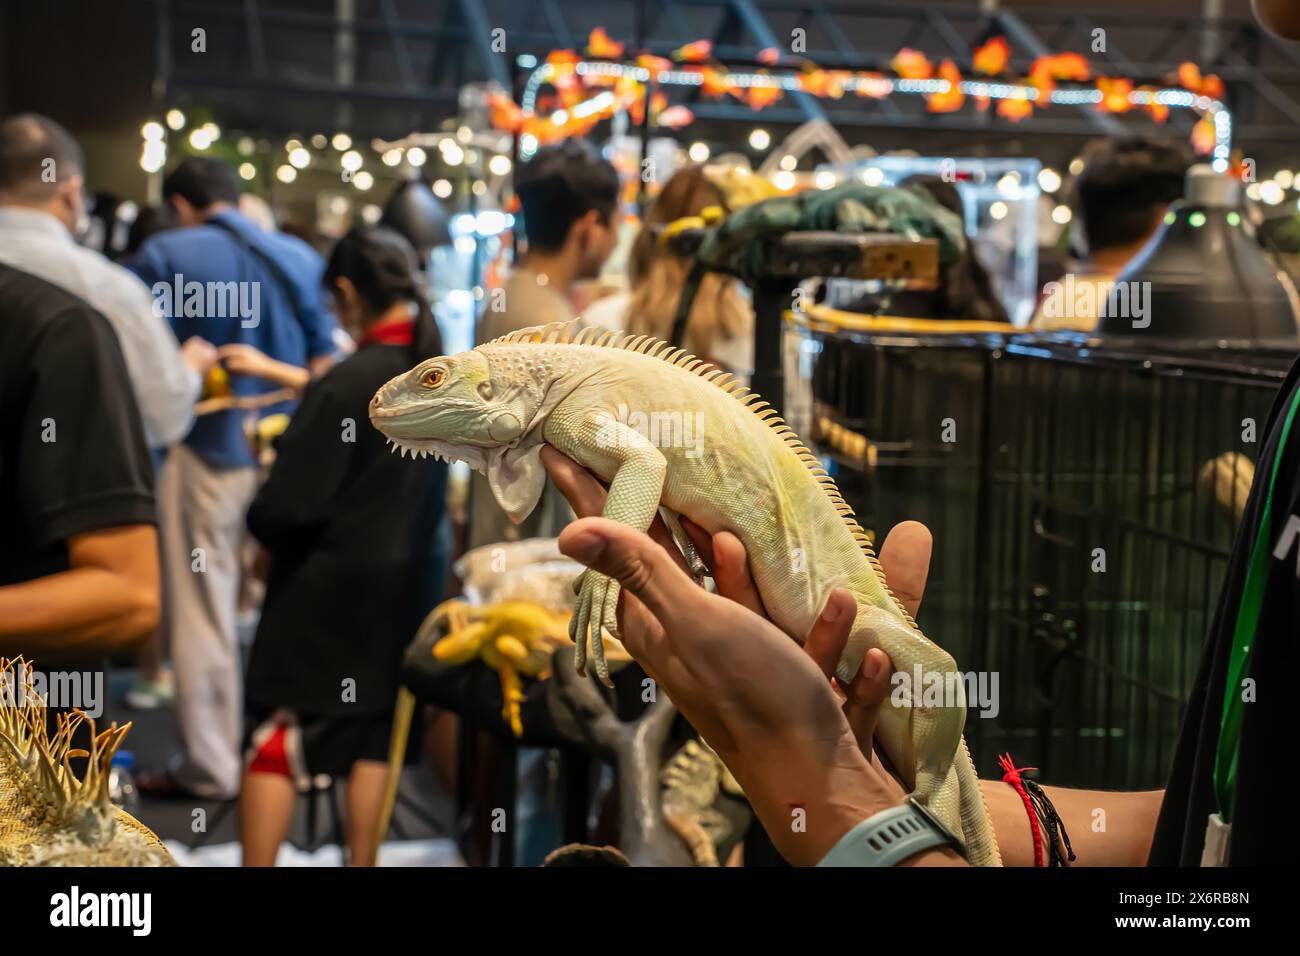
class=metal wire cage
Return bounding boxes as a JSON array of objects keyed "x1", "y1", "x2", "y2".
[{"x1": 797, "y1": 318, "x2": 1292, "y2": 789}]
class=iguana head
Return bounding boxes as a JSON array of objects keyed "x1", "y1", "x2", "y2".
[{"x1": 370, "y1": 347, "x2": 551, "y2": 522}]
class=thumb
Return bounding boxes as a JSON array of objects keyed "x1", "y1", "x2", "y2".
[{"x1": 558, "y1": 517, "x2": 700, "y2": 627}]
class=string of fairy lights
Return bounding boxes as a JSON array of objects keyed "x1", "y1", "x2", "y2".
[
  {"x1": 135, "y1": 44, "x2": 1300, "y2": 223},
  {"x1": 516, "y1": 56, "x2": 1233, "y2": 172}
]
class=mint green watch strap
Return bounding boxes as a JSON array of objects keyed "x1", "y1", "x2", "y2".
[{"x1": 817, "y1": 803, "x2": 949, "y2": 867}]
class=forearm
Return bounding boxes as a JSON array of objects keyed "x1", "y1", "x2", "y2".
[
  {"x1": 308, "y1": 353, "x2": 335, "y2": 379},
  {"x1": 0, "y1": 565, "x2": 159, "y2": 655},
  {"x1": 258, "y1": 355, "x2": 312, "y2": 390},
  {"x1": 981, "y1": 779, "x2": 1163, "y2": 866}
]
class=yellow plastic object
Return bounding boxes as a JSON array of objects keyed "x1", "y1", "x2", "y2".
[
  {"x1": 789, "y1": 303, "x2": 1014, "y2": 335},
  {"x1": 202, "y1": 365, "x2": 231, "y2": 399},
  {"x1": 423, "y1": 598, "x2": 630, "y2": 738},
  {"x1": 659, "y1": 215, "x2": 707, "y2": 246}
]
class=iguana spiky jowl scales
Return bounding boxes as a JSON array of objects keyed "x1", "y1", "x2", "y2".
[
  {"x1": 0, "y1": 658, "x2": 173, "y2": 866},
  {"x1": 370, "y1": 321, "x2": 1002, "y2": 865}
]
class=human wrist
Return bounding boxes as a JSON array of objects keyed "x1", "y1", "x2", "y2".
[{"x1": 746, "y1": 745, "x2": 900, "y2": 866}]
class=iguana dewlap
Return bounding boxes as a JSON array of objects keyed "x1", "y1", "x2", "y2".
[{"x1": 369, "y1": 321, "x2": 1001, "y2": 866}]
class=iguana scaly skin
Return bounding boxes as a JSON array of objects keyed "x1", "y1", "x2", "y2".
[
  {"x1": 369, "y1": 321, "x2": 1002, "y2": 866},
  {"x1": 0, "y1": 659, "x2": 174, "y2": 867}
]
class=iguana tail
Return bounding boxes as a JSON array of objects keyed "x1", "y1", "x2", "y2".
[{"x1": 956, "y1": 738, "x2": 1002, "y2": 866}]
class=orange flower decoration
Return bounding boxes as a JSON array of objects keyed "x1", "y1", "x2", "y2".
[
  {"x1": 1044, "y1": 52, "x2": 1090, "y2": 81},
  {"x1": 656, "y1": 105, "x2": 695, "y2": 129},
  {"x1": 1140, "y1": 87, "x2": 1169, "y2": 123},
  {"x1": 699, "y1": 67, "x2": 732, "y2": 98},
  {"x1": 1191, "y1": 116, "x2": 1216, "y2": 155},
  {"x1": 488, "y1": 93, "x2": 525, "y2": 133},
  {"x1": 1096, "y1": 77, "x2": 1133, "y2": 113},
  {"x1": 1178, "y1": 62, "x2": 1204, "y2": 91},
  {"x1": 801, "y1": 68, "x2": 848, "y2": 99},
  {"x1": 997, "y1": 96, "x2": 1033, "y2": 122},
  {"x1": 587, "y1": 27, "x2": 623, "y2": 58},
  {"x1": 1176, "y1": 62, "x2": 1225, "y2": 101},
  {"x1": 747, "y1": 83, "x2": 783, "y2": 109},
  {"x1": 673, "y1": 40, "x2": 712, "y2": 62},
  {"x1": 892, "y1": 48, "x2": 933, "y2": 80},
  {"x1": 972, "y1": 37, "x2": 1010, "y2": 75},
  {"x1": 1029, "y1": 52, "x2": 1090, "y2": 101},
  {"x1": 927, "y1": 60, "x2": 965, "y2": 113},
  {"x1": 546, "y1": 49, "x2": 579, "y2": 70},
  {"x1": 636, "y1": 54, "x2": 672, "y2": 75}
]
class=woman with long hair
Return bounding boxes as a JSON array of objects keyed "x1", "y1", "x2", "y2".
[
  {"x1": 585, "y1": 164, "x2": 754, "y2": 376},
  {"x1": 238, "y1": 226, "x2": 449, "y2": 866}
]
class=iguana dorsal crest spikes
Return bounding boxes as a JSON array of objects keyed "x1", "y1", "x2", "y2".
[{"x1": 479, "y1": 320, "x2": 898, "y2": 592}]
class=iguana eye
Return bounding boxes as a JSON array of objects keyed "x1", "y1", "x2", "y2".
[{"x1": 421, "y1": 368, "x2": 445, "y2": 389}]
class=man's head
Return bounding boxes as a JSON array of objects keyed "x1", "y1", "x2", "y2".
[
  {"x1": 162, "y1": 156, "x2": 242, "y2": 226},
  {"x1": 0, "y1": 113, "x2": 87, "y2": 233},
  {"x1": 1073, "y1": 135, "x2": 1192, "y2": 264},
  {"x1": 515, "y1": 142, "x2": 620, "y2": 281}
]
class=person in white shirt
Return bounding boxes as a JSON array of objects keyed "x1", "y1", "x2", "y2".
[{"x1": 0, "y1": 114, "x2": 213, "y2": 449}]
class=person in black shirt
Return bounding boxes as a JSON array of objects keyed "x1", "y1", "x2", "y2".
[
  {"x1": 238, "y1": 228, "x2": 449, "y2": 866},
  {"x1": 0, "y1": 262, "x2": 159, "y2": 661}
]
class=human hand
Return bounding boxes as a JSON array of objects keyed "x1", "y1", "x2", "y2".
[
  {"x1": 541, "y1": 446, "x2": 929, "y2": 770},
  {"x1": 690, "y1": 508, "x2": 932, "y2": 792},
  {"x1": 541, "y1": 446, "x2": 916, "y2": 864},
  {"x1": 217, "y1": 342, "x2": 275, "y2": 380},
  {"x1": 179, "y1": 336, "x2": 218, "y2": 375}
]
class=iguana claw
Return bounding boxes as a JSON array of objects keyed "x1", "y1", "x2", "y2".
[{"x1": 571, "y1": 570, "x2": 620, "y2": 686}]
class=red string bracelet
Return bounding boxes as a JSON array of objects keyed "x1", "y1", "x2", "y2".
[{"x1": 998, "y1": 753, "x2": 1045, "y2": 867}]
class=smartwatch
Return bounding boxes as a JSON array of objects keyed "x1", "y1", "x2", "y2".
[{"x1": 817, "y1": 797, "x2": 969, "y2": 867}]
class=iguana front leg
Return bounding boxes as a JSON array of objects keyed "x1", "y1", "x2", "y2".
[{"x1": 545, "y1": 408, "x2": 667, "y2": 686}]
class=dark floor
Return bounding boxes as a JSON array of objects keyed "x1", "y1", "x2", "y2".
[{"x1": 104, "y1": 670, "x2": 456, "y2": 859}]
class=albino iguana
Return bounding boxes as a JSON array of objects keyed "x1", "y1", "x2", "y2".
[
  {"x1": 368, "y1": 321, "x2": 1002, "y2": 866},
  {"x1": 0, "y1": 658, "x2": 174, "y2": 866}
]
